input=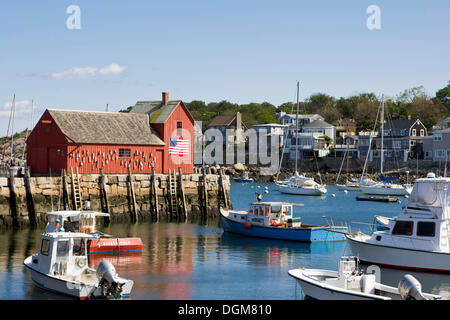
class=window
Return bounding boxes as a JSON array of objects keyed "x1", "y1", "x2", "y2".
[
  {"x1": 420, "y1": 129, "x2": 425, "y2": 137},
  {"x1": 417, "y1": 222, "x2": 435, "y2": 237},
  {"x1": 72, "y1": 238, "x2": 86, "y2": 256},
  {"x1": 412, "y1": 129, "x2": 416, "y2": 136},
  {"x1": 40, "y1": 239, "x2": 50, "y2": 256},
  {"x1": 392, "y1": 221, "x2": 414, "y2": 236},
  {"x1": 177, "y1": 121, "x2": 182, "y2": 136},
  {"x1": 44, "y1": 125, "x2": 50, "y2": 133},
  {"x1": 434, "y1": 134, "x2": 442, "y2": 141},
  {"x1": 56, "y1": 240, "x2": 70, "y2": 257},
  {"x1": 119, "y1": 148, "x2": 131, "y2": 158}
]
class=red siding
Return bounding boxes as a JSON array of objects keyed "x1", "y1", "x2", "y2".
[
  {"x1": 159, "y1": 102, "x2": 194, "y2": 174},
  {"x1": 66, "y1": 144, "x2": 164, "y2": 174}
]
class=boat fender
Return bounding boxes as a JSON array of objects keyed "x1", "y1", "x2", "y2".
[
  {"x1": 82, "y1": 226, "x2": 92, "y2": 234},
  {"x1": 244, "y1": 221, "x2": 251, "y2": 229},
  {"x1": 398, "y1": 274, "x2": 427, "y2": 300}
]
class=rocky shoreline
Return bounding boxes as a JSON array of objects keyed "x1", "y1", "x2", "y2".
[{"x1": 201, "y1": 164, "x2": 440, "y2": 185}]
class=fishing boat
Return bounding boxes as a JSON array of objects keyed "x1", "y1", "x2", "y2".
[
  {"x1": 277, "y1": 82, "x2": 327, "y2": 196},
  {"x1": 360, "y1": 96, "x2": 411, "y2": 196},
  {"x1": 220, "y1": 201, "x2": 347, "y2": 242},
  {"x1": 288, "y1": 256, "x2": 441, "y2": 300},
  {"x1": 233, "y1": 171, "x2": 254, "y2": 183},
  {"x1": 24, "y1": 231, "x2": 134, "y2": 299},
  {"x1": 45, "y1": 211, "x2": 143, "y2": 254},
  {"x1": 347, "y1": 173, "x2": 450, "y2": 273}
]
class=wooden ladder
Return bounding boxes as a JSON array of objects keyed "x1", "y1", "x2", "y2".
[
  {"x1": 168, "y1": 169, "x2": 178, "y2": 219},
  {"x1": 70, "y1": 167, "x2": 82, "y2": 210}
]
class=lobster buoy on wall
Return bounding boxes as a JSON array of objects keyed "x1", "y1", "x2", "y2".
[{"x1": 244, "y1": 221, "x2": 251, "y2": 229}]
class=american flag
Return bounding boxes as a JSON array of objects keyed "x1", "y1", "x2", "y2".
[{"x1": 169, "y1": 137, "x2": 190, "y2": 156}]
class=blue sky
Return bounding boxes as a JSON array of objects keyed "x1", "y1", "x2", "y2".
[{"x1": 0, "y1": 0, "x2": 449, "y2": 133}]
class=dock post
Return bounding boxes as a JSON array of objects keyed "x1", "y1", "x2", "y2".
[
  {"x1": 150, "y1": 166, "x2": 159, "y2": 222},
  {"x1": 219, "y1": 168, "x2": 229, "y2": 209},
  {"x1": 8, "y1": 168, "x2": 19, "y2": 228},
  {"x1": 62, "y1": 169, "x2": 69, "y2": 210},
  {"x1": 99, "y1": 168, "x2": 110, "y2": 224},
  {"x1": 202, "y1": 168, "x2": 209, "y2": 218},
  {"x1": 127, "y1": 167, "x2": 137, "y2": 222},
  {"x1": 24, "y1": 167, "x2": 37, "y2": 227},
  {"x1": 178, "y1": 167, "x2": 187, "y2": 221}
]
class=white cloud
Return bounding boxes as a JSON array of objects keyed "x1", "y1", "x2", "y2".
[
  {"x1": 51, "y1": 63, "x2": 127, "y2": 79},
  {"x1": 0, "y1": 99, "x2": 34, "y2": 118}
]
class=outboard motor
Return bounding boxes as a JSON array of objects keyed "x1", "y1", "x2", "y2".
[
  {"x1": 96, "y1": 260, "x2": 126, "y2": 298},
  {"x1": 398, "y1": 274, "x2": 427, "y2": 300}
]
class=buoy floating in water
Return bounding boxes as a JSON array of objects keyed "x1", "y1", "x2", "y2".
[
  {"x1": 264, "y1": 190, "x2": 269, "y2": 194},
  {"x1": 344, "y1": 190, "x2": 348, "y2": 194},
  {"x1": 331, "y1": 194, "x2": 336, "y2": 197}
]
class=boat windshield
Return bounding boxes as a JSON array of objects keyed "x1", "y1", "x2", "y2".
[{"x1": 56, "y1": 240, "x2": 70, "y2": 258}]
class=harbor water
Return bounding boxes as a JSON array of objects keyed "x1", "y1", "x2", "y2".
[{"x1": 1, "y1": 182, "x2": 450, "y2": 299}]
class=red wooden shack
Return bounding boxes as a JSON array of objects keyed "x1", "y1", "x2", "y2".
[{"x1": 26, "y1": 92, "x2": 194, "y2": 174}]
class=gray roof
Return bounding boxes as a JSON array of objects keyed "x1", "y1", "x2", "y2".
[
  {"x1": 302, "y1": 119, "x2": 334, "y2": 128},
  {"x1": 384, "y1": 119, "x2": 418, "y2": 130},
  {"x1": 208, "y1": 114, "x2": 236, "y2": 126},
  {"x1": 47, "y1": 109, "x2": 165, "y2": 145},
  {"x1": 129, "y1": 100, "x2": 183, "y2": 124}
]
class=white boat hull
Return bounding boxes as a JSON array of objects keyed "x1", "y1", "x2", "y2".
[
  {"x1": 288, "y1": 269, "x2": 390, "y2": 300},
  {"x1": 346, "y1": 235, "x2": 450, "y2": 273},
  {"x1": 279, "y1": 185, "x2": 326, "y2": 196},
  {"x1": 360, "y1": 185, "x2": 410, "y2": 196},
  {"x1": 336, "y1": 184, "x2": 361, "y2": 192},
  {"x1": 24, "y1": 257, "x2": 133, "y2": 298}
]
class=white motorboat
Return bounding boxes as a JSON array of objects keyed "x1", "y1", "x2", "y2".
[
  {"x1": 288, "y1": 256, "x2": 441, "y2": 300},
  {"x1": 360, "y1": 182, "x2": 412, "y2": 196},
  {"x1": 347, "y1": 173, "x2": 450, "y2": 273},
  {"x1": 24, "y1": 231, "x2": 134, "y2": 299},
  {"x1": 279, "y1": 178, "x2": 327, "y2": 196}
]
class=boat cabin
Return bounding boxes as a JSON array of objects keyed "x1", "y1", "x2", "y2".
[
  {"x1": 370, "y1": 173, "x2": 450, "y2": 252},
  {"x1": 46, "y1": 211, "x2": 110, "y2": 234},
  {"x1": 231, "y1": 202, "x2": 301, "y2": 227},
  {"x1": 31, "y1": 232, "x2": 94, "y2": 277}
]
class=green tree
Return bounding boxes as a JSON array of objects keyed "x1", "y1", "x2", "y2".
[{"x1": 436, "y1": 81, "x2": 450, "y2": 111}]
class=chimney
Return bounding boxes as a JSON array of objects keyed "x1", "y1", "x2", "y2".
[
  {"x1": 162, "y1": 92, "x2": 169, "y2": 105},
  {"x1": 407, "y1": 114, "x2": 411, "y2": 120}
]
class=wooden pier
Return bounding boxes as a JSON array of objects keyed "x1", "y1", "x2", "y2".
[{"x1": 356, "y1": 195, "x2": 399, "y2": 203}]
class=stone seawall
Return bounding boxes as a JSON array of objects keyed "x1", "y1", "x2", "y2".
[{"x1": 0, "y1": 172, "x2": 231, "y2": 229}]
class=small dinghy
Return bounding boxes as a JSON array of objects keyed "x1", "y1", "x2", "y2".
[
  {"x1": 288, "y1": 256, "x2": 441, "y2": 300},
  {"x1": 24, "y1": 231, "x2": 134, "y2": 299},
  {"x1": 233, "y1": 171, "x2": 254, "y2": 183}
]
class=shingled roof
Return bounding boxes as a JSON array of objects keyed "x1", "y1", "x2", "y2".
[
  {"x1": 129, "y1": 100, "x2": 183, "y2": 124},
  {"x1": 47, "y1": 109, "x2": 165, "y2": 145},
  {"x1": 208, "y1": 114, "x2": 237, "y2": 126}
]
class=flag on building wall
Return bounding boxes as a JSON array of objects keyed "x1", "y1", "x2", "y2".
[{"x1": 169, "y1": 137, "x2": 190, "y2": 156}]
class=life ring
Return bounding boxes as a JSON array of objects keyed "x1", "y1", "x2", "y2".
[
  {"x1": 82, "y1": 226, "x2": 92, "y2": 234},
  {"x1": 77, "y1": 258, "x2": 86, "y2": 268}
]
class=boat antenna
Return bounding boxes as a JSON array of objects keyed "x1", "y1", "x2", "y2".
[
  {"x1": 295, "y1": 81, "x2": 299, "y2": 175},
  {"x1": 380, "y1": 94, "x2": 385, "y2": 175}
]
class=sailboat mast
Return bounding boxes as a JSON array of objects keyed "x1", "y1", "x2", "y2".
[
  {"x1": 10, "y1": 94, "x2": 16, "y2": 166},
  {"x1": 380, "y1": 95, "x2": 384, "y2": 175},
  {"x1": 295, "y1": 81, "x2": 299, "y2": 174}
]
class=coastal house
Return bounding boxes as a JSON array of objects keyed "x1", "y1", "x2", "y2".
[
  {"x1": 432, "y1": 117, "x2": 450, "y2": 132},
  {"x1": 423, "y1": 129, "x2": 450, "y2": 161},
  {"x1": 27, "y1": 92, "x2": 195, "y2": 174},
  {"x1": 371, "y1": 118, "x2": 428, "y2": 161},
  {"x1": 357, "y1": 131, "x2": 377, "y2": 161},
  {"x1": 334, "y1": 119, "x2": 357, "y2": 144},
  {"x1": 206, "y1": 112, "x2": 246, "y2": 145},
  {"x1": 302, "y1": 119, "x2": 336, "y2": 144},
  {"x1": 250, "y1": 123, "x2": 288, "y2": 149},
  {"x1": 128, "y1": 92, "x2": 195, "y2": 173},
  {"x1": 278, "y1": 112, "x2": 324, "y2": 128}
]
